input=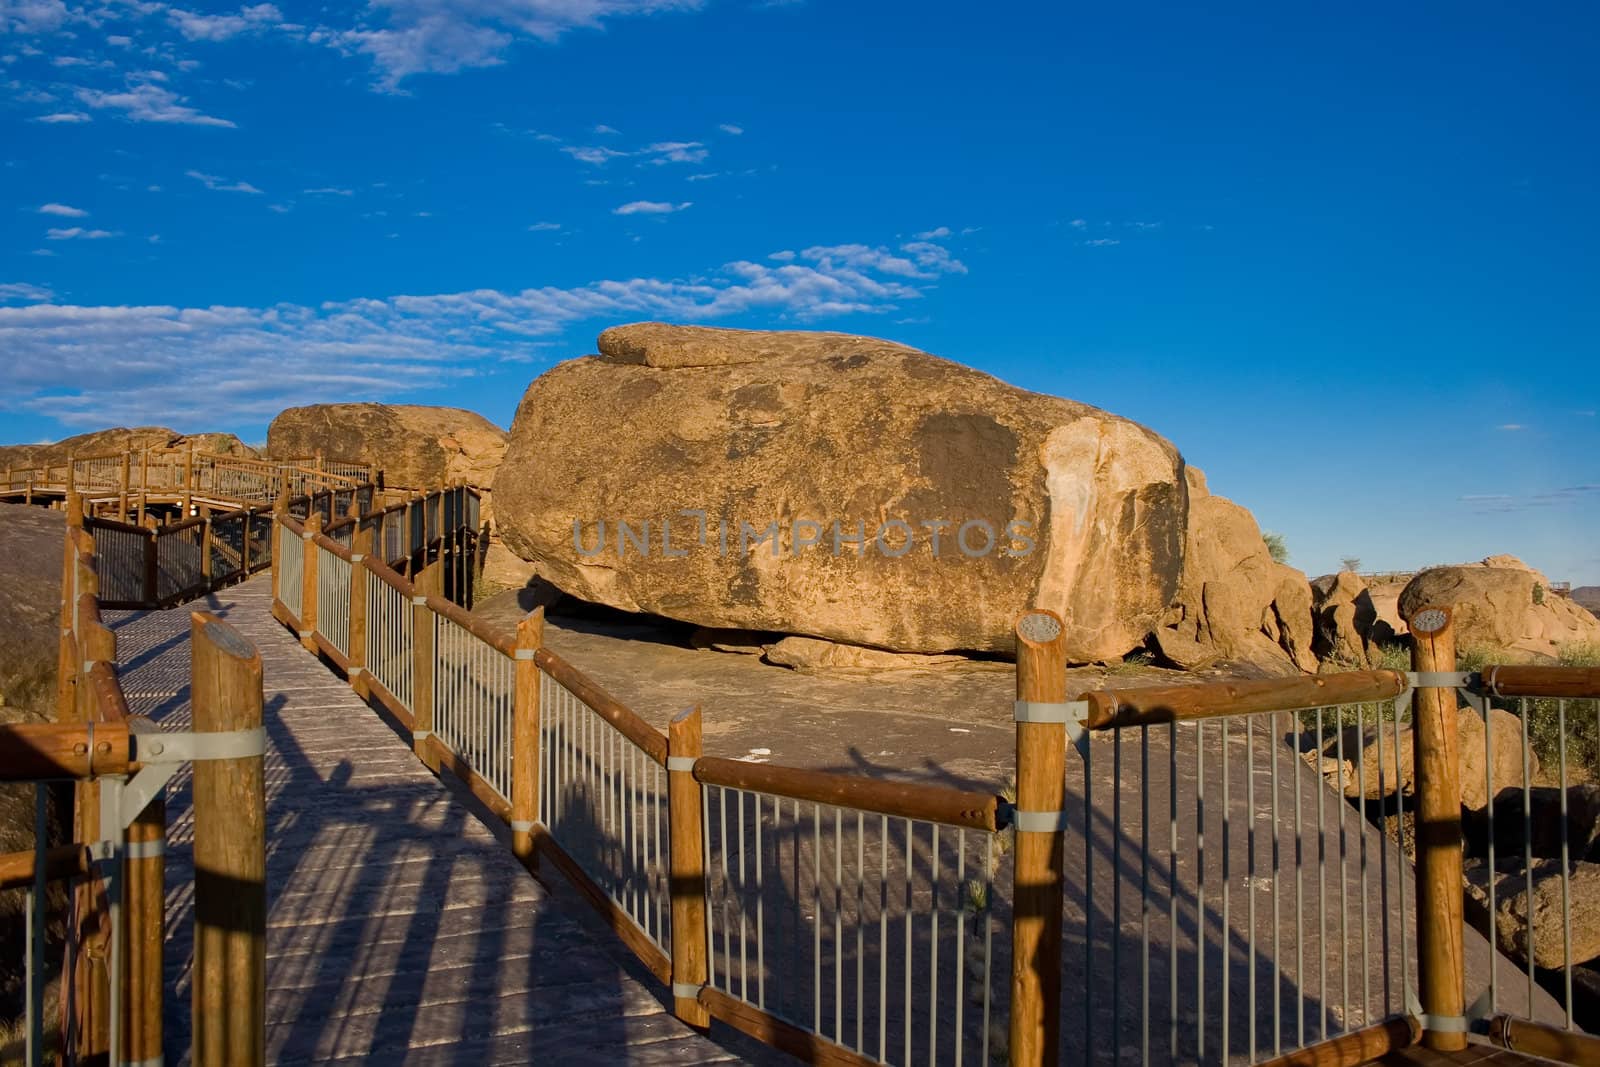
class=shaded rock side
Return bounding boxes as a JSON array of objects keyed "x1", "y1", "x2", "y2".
[
  {"x1": 1399, "y1": 557, "x2": 1600, "y2": 659},
  {"x1": 496, "y1": 323, "x2": 1188, "y2": 658},
  {"x1": 1310, "y1": 571, "x2": 1398, "y2": 667},
  {"x1": 1152, "y1": 469, "x2": 1317, "y2": 674},
  {"x1": 1323, "y1": 704, "x2": 1538, "y2": 811},
  {"x1": 266, "y1": 403, "x2": 507, "y2": 496}
]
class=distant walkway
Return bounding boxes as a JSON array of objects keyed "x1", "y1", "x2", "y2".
[{"x1": 109, "y1": 574, "x2": 739, "y2": 1065}]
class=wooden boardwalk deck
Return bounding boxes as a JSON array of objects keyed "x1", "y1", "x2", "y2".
[{"x1": 108, "y1": 573, "x2": 743, "y2": 1065}]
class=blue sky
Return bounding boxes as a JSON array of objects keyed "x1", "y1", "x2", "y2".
[{"x1": 3, "y1": 1, "x2": 1597, "y2": 583}]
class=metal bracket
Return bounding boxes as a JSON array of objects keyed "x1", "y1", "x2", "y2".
[
  {"x1": 1407, "y1": 671, "x2": 1478, "y2": 689},
  {"x1": 514, "y1": 648, "x2": 536, "y2": 661},
  {"x1": 413, "y1": 729, "x2": 431, "y2": 741},
  {"x1": 1013, "y1": 700, "x2": 1087, "y2": 724},
  {"x1": 671, "y1": 982, "x2": 702, "y2": 1000},
  {"x1": 134, "y1": 727, "x2": 266, "y2": 764},
  {"x1": 510, "y1": 820, "x2": 535, "y2": 833},
  {"x1": 666, "y1": 756, "x2": 696, "y2": 772},
  {"x1": 1012, "y1": 808, "x2": 1072, "y2": 833},
  {"x1": 1406, "y1": 983, "x2": 1491, "y2": 1036}
]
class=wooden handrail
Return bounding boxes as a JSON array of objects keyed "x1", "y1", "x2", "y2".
[
  {"x1": 1251, "y1": 1016, "x2": 1419, "y2": 1067},
  {"x1": 692, "y1": 756, "x2": 1005, "y2": 831},
  {"x1": 427, "y1": 592, "x2": 515, "y2": 657},
  {"x1": 1484, "y1": 664, "x2": 1600, "y2": 699},
  {"x1": 363, "y1": 554, "x2": 416, "y2": 598},
  {"x1": 533, "y1": 647, "x2": 668, "y2": 764},
  {"x1": 1083, "y1": 670, "x2": 1408, "y2": 730},
  {"x1": 88, "y1": 661, "x2": 131, "y2": 723},
  {"x1": 84, "y1": 514, "x2": 150, "y2": 536},
  {"x1": 1488, "y1": 1014, "x2": 1600, "y2": 1063},
  {"x1": 0, "y1": 721, "x2": 133, "y2": 779},
  {"x1": 0, "y1": 844, "x2": 93, "y2": 891}
]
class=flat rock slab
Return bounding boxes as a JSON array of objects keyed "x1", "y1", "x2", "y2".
[{"x1": 108, "y1": 576, "x2": 742, "y2": 1065}]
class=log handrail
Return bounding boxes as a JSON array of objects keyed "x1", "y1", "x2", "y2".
[
  {"x1": 0, "y1": 844, "x2": 92, "y2": 891},
  {"x1": 1484, "y1": 664, "x2": 1600, "y2": 699},
  {"x1": 0, "y1": 721, "x2": 134, "y2": 780},
  {"x1": 692, "y1": 756, "x2": 1005, "y2": 832},
  {"x1": 533, "y1": 647, "x2": 668, "y2": 764},
  {"x1": 427, "y1": 591, "x2": 516, "y2": 657},
  {"x1": 1082, "y1": 669, "x2": 1409, "y2": 730}
]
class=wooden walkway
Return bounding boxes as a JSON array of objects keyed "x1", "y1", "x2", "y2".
[{"x1": 108, "y1": 573, "x2": 742, "y2": 1065}]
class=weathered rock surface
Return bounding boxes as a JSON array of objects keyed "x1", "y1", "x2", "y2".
[
  {"x1": 1464, "y1": 785, "x2": 1600, "y2": 863},
  {"x1": 1574, "y1": 586, "x2": 1600, "y2": 620},
  {"x1": 1310, "y1": 571, "x2": 1398, "y2": 666},
  {"x1": 0, "y1": 426, "x2": 256, "y2": 470},
  {"x1": 497, "y1": 324, "x2": 1190, "y2": 659},
  {"x1": 267, "y1": 403, "x2": 507, "y2": 497},
  {"x1": 1152, "y1": 468, "x2": 1317, "y2": 674},
  {"x1": 689, "y1": 627, "x2": 772, "y2": 655},
  {"x1": 1399, "y1": 557, "x2": 1600, "y2": 658},
  {"x1": 0, "y1": 504, "x2": 65, "y2": 721},
  {"x1": 1465, "y1": 861, "x2": 1600, "y2": 969},
  {"x1": 1325, "y1": 704, "x2": 1537, "y2": 811},
  {"x1": 763, "y1": 636, "x2": 975, "y2": 672}
]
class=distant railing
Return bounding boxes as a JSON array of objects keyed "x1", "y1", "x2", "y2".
[{"x1": 5, "y1": 497, "x2": 267, "y2": 1066}]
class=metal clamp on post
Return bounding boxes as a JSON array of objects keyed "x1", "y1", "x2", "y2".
[
  {"x1": 666, "y1": 756, "x2": 696, "y2": 772},
  {"x1": 1408, "y1": 671, "x2": 1477, "y2": 690},
  {"x1": 513, "y1": 648, "x2": 536, "y2": 661},
  {"x1": 510, "y1": 820, "x2": 535, "y2": 833},
  {"x1": 1011, "y1": 808, "x2": 1072, "y2": 833},
  {"x1": 671, "y1": 982, "x2": 703, "y2": 1000},
  {"x1": 1015, "y1": 698, "x2": 1091, "y2": 759},
  {"x1": 134, "y1": 727, "x2": 266, "y2": 764}
]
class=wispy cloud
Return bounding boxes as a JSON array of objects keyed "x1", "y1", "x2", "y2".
[
  {"x1": 614, "y1": 200, "x2": 691, "y2": 215},
  {"x1": 46, "y1": 227, "x2": 118, "y2": 240},
  {"x1": 32, "y1": 111, "x2": 92, "y2": 123},
  {"x1": 168, "y1": 4, "x2": 284, "y2": 42},
  {"x1": 593, "y1": 124, "x2": 619, "y2": 135},
  {"x1": 1497, "y1": 423, "x2": 1526, "y2": 431},
  {"x1": 1082, "y1": 238, "x2": 1120, "y2": 247},
  {"x1": 914, "y1": 226, "x2": 951, "y2": 239},
  {"x1": 718, "y1": 123, "x2": 743, "y2": 135},
  {"x1": 642, "y1": 140, "x2": 707, "y2": 164},
  {"x1": 527, "y1": 221, "x2": 562, "y2": 231},
  {"x1": 0, "y1": 283, "x2": 54, "y2": 304},
  {"x1": 1460, "y1": 485, "x2": 1600, "y2": 514},
  {"x1": 187, "y1": 170, "x2": 263, "y2": 194},
  {"x1": 303, "y1": 186, "x2": 354, "y2": 196},
  {"x1": 38, "y1": 203, "x2": 88, "y2": 217},
  {"x1": 77, "y1": 81, "x2": 235, "y2": 128},
  {"x1": 0, "y1": 235, "x2": 968, "y2": 427}
]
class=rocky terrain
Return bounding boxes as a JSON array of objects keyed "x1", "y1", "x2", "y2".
[
  {"x1": 0, "y1": 426, "x2": 255, "y2": 471},
  {"x1": 1574, "y1": 586, "x2": 1600, "y2": 619},
  {"x1": 267, "y1": 403, "x2": 506, "y2": 500}
]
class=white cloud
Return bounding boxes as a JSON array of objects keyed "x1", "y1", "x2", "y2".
[
  {"x1": 768, "y1": 250, "x2": 795, "y2": 262},
  {"x1": 1497, "y1": 423, "x2": 1526, "y2": 431},
  {"x1": 77, "y1": 82, "x2": 235, "y2": 127},
  {"x1": 1068, "y1": 218, "x2": 1087, "y2": 229},
  {"x1": 1, "y1": 235, "x2": 967, "y2": 427},
  {"x1": 914, "y1": 226, "x2": 951, "y2": 239},
  {"x1": 643, "y1": 140, "x2": 706, "y2": 164},
  {"x1": 0, "y1": 282, "x2": 54, "y2": 303},
  {"x1": 29, "y1": 249, "x2": 59, "y2": 257},
  {"x1": 0, "y1": 0, "x2": 70, "y2": 33},
  {"x1": 1082, "y1": 238, "x2": 1119, "y2": 247},
  {"x1": 718, "y1": 123, "x2": 743, "y2": 135},
  {"x1": 527, "y1": 221, "x2": 561, "y2": 231},
  {"x1": 32, "y1": 111, "x2": 91, "y2": 123},
  {"x1": 563, "y1": 144, "x2": 627, "y2": 164},
  {"x1": 593, "y1": 123, "x2": 619, "y2": 134},
  {"x1": 613, "y1": 200, "x2": 690, "y2": 215},
  {"x1": 319, "y1": 0, "x2": 706, "y2": 91},
  {"x1": 38, "y1": 202, "x2": 88, "y2": 217},
  {"x1": 303, "y1": 186, "x2": 354, "y2": 196},
  {"x1": 685, "y1": 172, "x2": 720, "y2": 181},
  {"x1": 168, "y1": 3, "x2": 283, "y2": 42},
  {"x1": 46, "y1": 227, "x2": 117, "y2": 240},
  {"x1": 187, "y1": 169, "x2": 263, "y2": 194}
]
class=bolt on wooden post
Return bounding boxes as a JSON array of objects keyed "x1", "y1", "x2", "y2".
[
  {"x1": 1409, "y1": 604, "x2": 1467, "y2": 1052},
  {"x1": 667, "y1": 706, "x2": 710, "y2": 1027},
  {"x1": 511, "y1": 607, "x2": 544, "y2": 871},
  {"x1": 1010, "y1": 608, "x2": 1067, "y2": 1067},
  {"x1": 189, "y1": 612, "x2": 265, "y2": 1067}
]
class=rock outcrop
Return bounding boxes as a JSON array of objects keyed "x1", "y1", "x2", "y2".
[
  {"x1": 1309, "y1": 571, "x2": 1399, "y2": 666},
  {"x1": 1399, "y1": 556, "x2": 1600, "y2": 658},
  {"x1": 1574, "y1": 586, "x2": 1600, "y2": 620},
  {"x1": 1151, "y1": 468, "x2": 1317, "y2": 674},
  {"x1": 496, "y1": 323, "x2": 1190, "y2": 660},
  {"x1": 1467, "y1": 861, "x2": 1600, "y2": 969},
  {"x1": 1324, "y1": 703, "x2": 1538, "y2": 811},
  {"x1": 0, "y1": 427, "x2": 256, "y2": 470},
  {"x1": 763, "y1": 636, "x2": 972, "y2": 672},
  {"x1": 267, "y1": 404, "x2": 507, "y2": 496}
]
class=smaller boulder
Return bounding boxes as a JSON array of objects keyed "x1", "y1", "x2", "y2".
[
  {"x1": 1310, "y1": 571, "x2": 1382, "y2": 667},
  {"x1": 764, "y1": 636, "x2": 972, "y2": 672},
  {"x1": 1399, "y1": 557, "x2": 1600, "y2": 659},
  {"x1": 690, "y1": 627, "x2": 772, "y2": 656},
  {"x1": 1467, "y1": 860, "x2": 1600, "y2": 969},
  {"x1": 1324, "y1": 704, "x2": 1537, "y2": 810}
]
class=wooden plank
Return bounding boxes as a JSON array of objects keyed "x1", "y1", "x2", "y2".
[
  {"x1": 698, "y1": 987, "x2": 878, "y2": 1067},
  {"x1": 692, "y1": 757, "x2": 1003, "y2": 831},
  {"x1": 0, "y1": 844, "x2": 90, "y2": 890},
  {"x1": 1083, "y1": 669, "x2": 1409, "y2": 729},
  {"x1": 531, "y1": 828, "x2": 672, "y2": 985}
]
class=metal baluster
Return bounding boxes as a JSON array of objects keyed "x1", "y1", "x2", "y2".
[
  {"x1": 856, "y1": 810, "x2": 864, "y2": 1051},
  {"x1": 740, "y1": 790, "x2": 750, "y2": 1002},
  {"x1": 1197, "y1": 718, "x2": 1207, "y2": 1062},
  {"x1": 757, "y1": 792, "x2": 767, "y2": 1007},
  {"x1": 1221, "y1": 715, "x2": 1231, "y2": 1060},
  {"x1": 835, "y1": 807, "x2": 844, "y2": 1043},
  {"x1": 1316, "y1": 706, "x2": 1327, "y2": 1041},
  {"x1": 1356, "y1": 702, "x2": 1370, "y2": 1026},
  {"x1": 1141, "y1": 728, "x2": 1150, "y2": 1067},
  {"x1": 1113, "y1": 728, "x2": 1122, "y2": 1063},
  {"x1": 703, "y1": 785, "x2": 716, "y2": 990},
  {"x1": 25, "y1": 783, "x2": 45, "y2": 1067},
  {"x1": 903, "y1": 817, "x2": 913, "y2": 1064},
  {"x1": 1394, "y1": 693, "x2": 1408, "y2": 1017},
  {"x1": 814, "y1": 803, "x2": 823, "y2": 1034},
  {"x1": 1559, "y1": 698, "x2": 1573, "y2": 1028},
  {"x1": 881, "y1": 813, "x2": 889, "y2": 1061},
  {"x1": 1271, "y1": 711, "x2": 1282, "y2": 1057},
  {"x1": 1523, "y1": 697, "x2": 1535, "y2": 1013},
  {"x1": 930, "y1": 822, "x2": 939, "y2": 1063},
  {"x1": 1247, "y1": 714, "x2": 1257, "y2": 1062},
  {"x1": 1169, "y1": 721, "x2": 1179, "y2": 1062},
  {"x1": 955, "y1": 827, "x2": 966, "y2": 1067}
]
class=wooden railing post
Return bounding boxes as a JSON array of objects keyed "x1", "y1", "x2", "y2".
[
  {"x1": 122, "y1": 753, "x2": 164, "y2": 1067},
  {"x1": 1409, "y1": 604, "x2": 1467, "y2": 1051},
  {"x1": 57, "y1": 494, "x2": 83, "y2": 722},
  {"x1": 270, "y1": 487, "x2": 288, "y2": 605},
  {"x1": 412, "y1": 591, "x2": 437, "y2": 771},
  {"x1": 142, "y1": 521, "x2": 158, "y2": 606},
  {"x1": 1010, "y1": 608, "x2": 1068, "y2": 1067},
  {"x1": 189, "y1": 612, "x2": 265, "y2": 1067},
  {"x1": 65, "y1": 452, "x2": 75, "y2": 494},
  {"x1": 667, "y1": 706, "x2": 710, "y2": 1028},
  {"x1": 299, "y1": 512, "x2": 321, "y2": 652},
  {"x1": 74, "y1": 605, "x2": 117, "y2": 1062},
  {"x1": 118, "y1": 451, "x2": 131, "y2": 521},
  {"x1": 201, "y1": 513, "x2": 214, "y2": 585},
  {"x1": 136, "y1": 448, "x2": 148, "y2": 524},
  {"x1": 348, "y1": 520, "x2": 371, "y2": 698},
  {"x1": 511, "y1": 607, "x2": 544, "y2": 870}
]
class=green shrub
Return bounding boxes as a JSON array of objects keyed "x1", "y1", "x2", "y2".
[{"x1": 1524, "y1": 642, "x2": 1600, "y2": 781}]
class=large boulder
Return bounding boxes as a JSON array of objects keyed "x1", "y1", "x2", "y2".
[
  {"x1": 1324, "y1": 703, "x2": 1538, "y2": 811},
  {"x1": 1310, "y1": 571, "x2": 1398, "y2": 666},
  {"x1": 1398, "y1": 556, "x2": 1600, "y2": 659},
  {"x1": 266, "y1": 403, "x2": 507, "y2": 496},
  {"x1": 1466, "y1": 861, "x2": 1600, "y2": 969},
  {"x1": 0, "y1": 427, "x2": 256, "y2": 471},
  {"x1": 1151, "y1": 468, "x2": 1317, "y2": 674},
  {"x1": 497, "y1": 323, "x2": 1189, "y2": 659}
]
